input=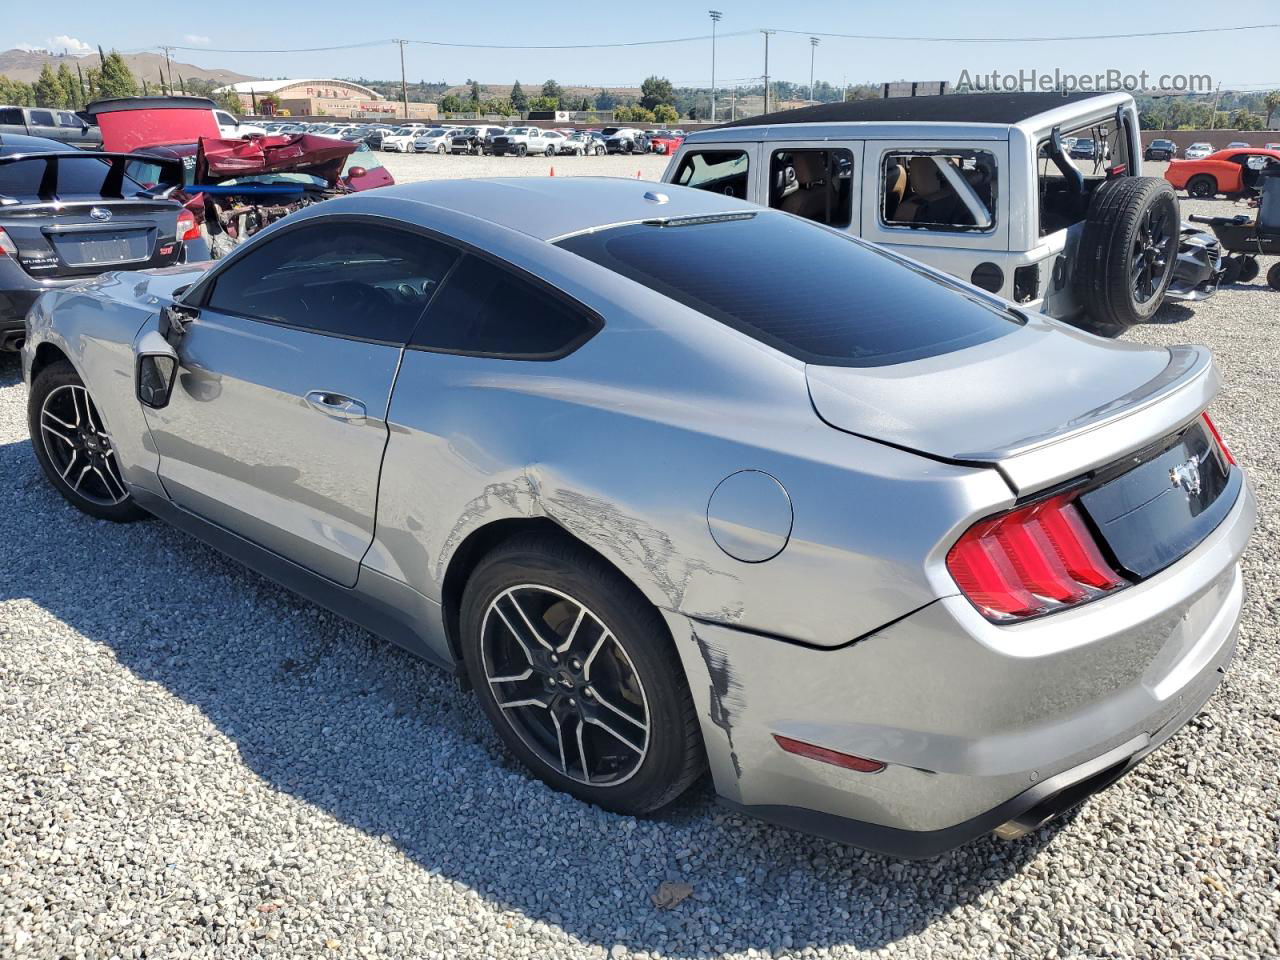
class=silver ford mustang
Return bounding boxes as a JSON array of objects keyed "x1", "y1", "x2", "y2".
[{"x1": 21, "y1": 178, "x2": 1255, "y2": 858}]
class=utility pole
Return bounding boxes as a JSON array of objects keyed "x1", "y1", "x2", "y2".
[
  {"x1": 1208, "y1": 82, "x2": 1222, "y2": 130},
  {"x1": 809, "y1": 37, "x2": 819, "y2": 102},
  {"x1": 708, "y1": 10, "x2": 721, "y2": 123},
  {"x1": 761, "y1": 30, "x2": 775, "y2": 115},
  {"x1": 730, "y1": 84, "x2": 736, "y2": 121},
  {"x1": 158, "y1": 45, "x2": 175, "y2": 94},
  {"x1": 395, "y1": 39, "x2": 409, "y2": 120}
]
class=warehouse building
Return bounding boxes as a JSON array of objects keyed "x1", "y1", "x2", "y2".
[{"x1": 214, "y1": 78, "x2": 437, "y2": 121}]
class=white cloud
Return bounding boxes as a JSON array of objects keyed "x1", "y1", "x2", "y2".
[
  {"x1": 48, "y1": 35, "x2": 93, "y2": 55},
  {"x1": 183, "y1": 34, "x2": 211, "y2": 46}
]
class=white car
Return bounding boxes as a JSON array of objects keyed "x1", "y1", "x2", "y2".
[
  {"x1": 412, "y1": 128, "x2": 452, "y2": 154},
  {"x1": 382, "y1": 127, "x2": 422, "y2": 152},
  {"x1": 214, "y1": 109, "x2": 267, "y2": 139},
  {"x1": 1184, "y1": 142, "x2": 1214, "y2": 160}
]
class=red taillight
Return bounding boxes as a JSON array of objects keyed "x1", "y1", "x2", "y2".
[
  {"x1": 176, "y1": 209, "x2": 200, "y2": 242},
  {"x1": 0, "y1": 227, "x2": 16, "y2": 258},
  {"x1": 946, "y1": 492, "x2": 1127, "y2": 622},
  {"x1": 1201, "y1": 411, "x2": 1235, "y2": 466},
  {"x1": 773, "y1": 735, "x2": 885, "y2": 773}
]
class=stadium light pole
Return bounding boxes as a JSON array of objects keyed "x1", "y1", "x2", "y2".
[
  {"x1": 809, "y1": 37, "x2": 819, "y2": 102},
  {"x1": 709, "y1": 10, "x2": 722, "y2": 123},
  {"x1": 762, "y1": 30, "x2": 775, "y2": 115}
]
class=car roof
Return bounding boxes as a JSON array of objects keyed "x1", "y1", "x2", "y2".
[
  {"x1": 352, "y1": 176, "x2": 758, "y2": 241},
  {"x1": 0, "y1": 132, "x2": 69, "y2": 154},
  {"x1": 717, "y1": 91, "x2": 1112, "y2": 129}
]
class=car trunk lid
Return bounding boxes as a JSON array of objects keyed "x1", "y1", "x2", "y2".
[{"x1": 805, "y1": 322, "x2": 1220, "y2": 495}]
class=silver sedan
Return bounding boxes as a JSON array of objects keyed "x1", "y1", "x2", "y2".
[{"x1": 21, "y1": 178, "x2": 1255, "y2": 857}]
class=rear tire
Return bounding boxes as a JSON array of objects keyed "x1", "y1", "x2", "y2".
[
  {"x1": 517, "y1": 144, "x2": 527, "y2": 158},
  {"x1": 1239, "y1": 256, "x2": 1260, "y2": 283},
  {"x1": 1073, "y1": 177, "x2": 1180, "y2": 337},
  {"x1": 28, "y1": 360, "x2": 145, "y2": 523},
  {"x1": 461, "y1": 533, "x2": 704, "y2": 816},
  {"x1": 1268, "y1": 262, "x2": 1280, "y2": 291},
  {"x1": 1186, "y1": 175, "x2": 1216, "y2": 198}
]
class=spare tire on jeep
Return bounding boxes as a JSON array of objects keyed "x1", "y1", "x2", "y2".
[{"x1": 1073, "y1": 177, "x2": 1179, "y2": 337}]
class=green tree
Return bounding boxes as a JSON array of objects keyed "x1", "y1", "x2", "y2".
[
  {"x1": 57, "y1": 63, "x2": 81, "y2": 109},
  {"x1": 33, "y1": 64, "x2": 66, "y2": 108},
  {"x1": 639, "y1": 75, "x2": 674, "y2": 111},
  {"x1": 577, "y1": 96, "x2": 591, "y2": 112},
  {"x1": 96, "y1": 48, "x2": 139, "y2": 99},
  {"x1": 626, "y1": 105, "x2": 655, "y2": 123},
  {"x1": 540, "y1": 79, "x2": 563, "y2": 108},
  {"x1": 510, "y1": 80, "x2": 528, "y2": 112},
  {"x1": 594, "y1": 88, "x2": 617, "y2": 110},
  {"x1": 1229, "y1": 109, "x2": 1264, "y2": 131},
  {"x1": 529, "y1": 95, "x2": 559, "y2": 112},
  {"x1": 469, "y1": 78, "x2": 483, "y2": 105},
  {"x1": 652, "y1": 103, "x2": 678, "y2": 124},
  {"x1": 482, "y1": 97, "x2": 512, "y2": 116},
  {"x1": 0, "y1": 76, "x2": 35, "y2": 106},
  {"x1": 440, "y1": 93, "x2": 463, "y2": 113},
  {"x1": 1264, "y1": 91, "x2": 1280, "y2": 129}
]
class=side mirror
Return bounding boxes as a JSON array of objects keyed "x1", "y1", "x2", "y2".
[
  {"x1": 348, "y1": 166, "x2": 367, "y2": 178},
  {"x1": 134, "y1": 329, "x2": 180, "y2": 410}
]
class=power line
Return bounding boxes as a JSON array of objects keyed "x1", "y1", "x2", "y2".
[{"x1": 775, "y1": 23, "x2": 1280, "y2": 43}]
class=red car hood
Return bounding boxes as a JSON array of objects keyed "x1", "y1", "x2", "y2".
[{"x1": 196, "y1": 134, "x2": 357, "y2": 186}]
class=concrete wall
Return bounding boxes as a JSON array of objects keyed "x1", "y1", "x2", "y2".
[{"x1": 1142, "y1": 130, "x2": 1280, "y2": 150}]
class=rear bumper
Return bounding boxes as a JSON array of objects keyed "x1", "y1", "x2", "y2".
[{"x1": 666, "y1": 477, "x2": 1255, "y2": 858}]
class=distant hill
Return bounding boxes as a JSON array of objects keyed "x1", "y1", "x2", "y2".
[{"x1": 0, "y1": 48, "x2": 254, "y2": 86}]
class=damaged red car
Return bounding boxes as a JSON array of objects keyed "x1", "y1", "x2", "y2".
[{"x1": 89, "y1": 96, "x2": 394, "y2": 258}]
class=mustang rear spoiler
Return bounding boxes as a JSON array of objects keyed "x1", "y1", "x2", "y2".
[{"x1": 0, "y1": 151, "x2": 184, "y2": 204}]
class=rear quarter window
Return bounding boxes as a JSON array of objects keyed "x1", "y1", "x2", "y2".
[{"x1": 555, "y1": 212, "x2": 1019, "y2": 367}]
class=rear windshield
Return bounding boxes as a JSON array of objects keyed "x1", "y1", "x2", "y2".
[
  {"x1": 0, "y1": 155, "x2": 145, "y2": 200},
  {"x1": 555, "y1": 212, "x2": 1020, "y2": 367}
]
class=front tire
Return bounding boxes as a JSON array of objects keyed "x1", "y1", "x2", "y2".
[
  {"x1": 461, "y1": 533, "x2": 704, "y2": 815},
  {"x1": 517, "y1": 144, "x2": 527, "y2": 158},
  {"x1": 28, "y1": 360, "x2": 145, "y2": 522}
]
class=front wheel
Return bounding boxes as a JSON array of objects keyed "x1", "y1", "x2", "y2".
[
  {"x1": 28, "y1": 360, "x2": 145, "y2": 522},
  {"x1": 437, "y1": 143, "x2": 446, "y2": 154},
  {"x1": 461, "y1": 533, "x2": 704, "y2": 815},
  {"x1": 517, "y1": 144, "x2": 527, "y2": 158},
  {"x1": 545, "y1": 144, "x2": 556, "y2": 157}
]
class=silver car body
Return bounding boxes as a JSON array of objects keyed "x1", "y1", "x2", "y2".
[{"x1": 22, "y1": 178, "x2": 1254, "y2": 856}]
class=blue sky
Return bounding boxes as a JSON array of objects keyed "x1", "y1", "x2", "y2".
[{"x1": 10, "y1": 1, "x2": 1280, "y2": 91}]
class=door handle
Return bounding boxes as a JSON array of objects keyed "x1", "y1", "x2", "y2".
[{"x1": 305, "y1": 390, "x2": 366, "y2": 421}]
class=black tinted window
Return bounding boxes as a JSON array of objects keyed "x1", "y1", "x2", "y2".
[
  {"x1": 410, "y1": 255, "x2": 598, "y2": 359},
  {"x1": 0, "y1": 156, "x2": 145, "y2": 200},
  {"x1": 556, "y1": 213, "x2": 1018, "y2": 367},
  {"x1": 0, "y1": 108, "x2": 24, "y2": 125},
  {"x1": 206, "y1": 222, "x2": 459, "y2": 343}
]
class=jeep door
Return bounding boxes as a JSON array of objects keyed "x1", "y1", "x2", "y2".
[
  {"x1": 144, "y1": 218, "x2": 459, "y2": 587},
  {"x1": 753, "y1": 140, "x2": 863, "y2": 234},
  {"x1": 858, "y1": 139, "x2": 1010, "y2": 279},
  {"x1": 665, "y1": 143, "x2": 760, "y2": 201}
]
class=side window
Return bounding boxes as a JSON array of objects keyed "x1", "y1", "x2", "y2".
[
  {"x1": 768, "y1": 148, "x2": 854, "y2": 228},
  {"x1": 1037, "y1": 116, "x2": 1131, "y2": 237},
  {"x1": 58, "y1": 112, "x2": 81, "y2": 127},
  {"x1": 410, "y1": 255, "x2": 599, "y2": 359},
  {"x1": 673, "y1": 150, "x2": 749, "y2": 199},
  {"x1": 29, "y1": 109, "x2": 55, "y2": 126},
  {"x1": 0, "y1": 107, "x2": 22, "y2": 125},
  {"x1": 881, "y1": 149, "x2": 996, "y2": 231},
  {"x1": 205, "y1": 222, "x2": 459, "y2": 343},
  {"x1": 215, "y1": 111, "x2": 236, "y2": 126}
]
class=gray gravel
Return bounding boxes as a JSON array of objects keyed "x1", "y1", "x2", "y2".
[{"x1": 1, "y1": 187, "x2": 1278, "y2": 959}]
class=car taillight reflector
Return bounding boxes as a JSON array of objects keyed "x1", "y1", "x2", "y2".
[
  {"x1": 773, "y1": 735, "x2": 884, "y2": 773},
  {"x1": 176, "y1": 209, "x2": 200, "y2": 242},
  {"x1": 1201, "y1": 411, "x2": 1235, "y2": 466},
  {"x1": 946, "y1": 492, "x2": 1127, "y2": 622},
  {"x1": 0, "y1": 227, "x2": 16, "y2": 258}
]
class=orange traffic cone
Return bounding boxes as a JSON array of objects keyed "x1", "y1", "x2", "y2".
[
  {"x1": 636, "y1": 169, "x2": 641, "y2": 178},
  {"x1": 550, "y1": 166, "x2": 555, "y2": 177}
]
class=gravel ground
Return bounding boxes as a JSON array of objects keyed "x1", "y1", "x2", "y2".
[
  {"x1": 378, "y1": 149, "x2": 671, "y2": 184},
  {"x1": 1, "y1": 187, "x2": 1278, "y2": 959}
]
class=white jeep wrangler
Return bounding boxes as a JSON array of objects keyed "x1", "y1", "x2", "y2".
[{"x1": 664, "y1": 91, "x2": 1221, "y2": 337}]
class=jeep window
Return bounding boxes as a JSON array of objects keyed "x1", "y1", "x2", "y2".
[
  {"x1": 673, "y1": 150, "x2": 749, "y2": 200},
  {"x1": 1037, "y1": 115, "x2": 1131, "y2": 236},
  {"x1": 556, "y1": 212, "x2": 1019, "y2": 368},
  {"x1": 29, "y1": 109, "x2": 55, "y2": 126},
  {"x1": 880, "y1": 150, "x2": 996, "y2": 231},
  {"x1": 767, "y1": 149, "x2": 854, "y2": 228},
  {"x1": 57, "y1": 112, "x2": 81, "y2": 128}
]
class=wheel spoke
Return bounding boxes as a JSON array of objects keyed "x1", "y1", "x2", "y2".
[
  {"x1": 581, "y1": 630, "x2": 610, "y2": 682},
  {"x1": 58, "y1": 448, "x2": 78, "y2": 480},
  {"x1": 42, "y1": 408, "x2": 76, "y2": 431},
  {"x1": 496, "y1": 693, "x2": 551, "y2": 711},
  {"x1": 550, "y1": 711, "x2": 569, "y2": 773},
  {"x1": 590, "y1": 687, "x2": 648, "y2": 733},
  {"x1": 575, "y1": 718, "x2": 591, "y2": 782},
  {"x1": 584, "y1": 715, "x2": 644, "y2": 755},
  {"x1": 556, "y1": 604, "x2": 586, "y2": 654},
  {"x1": 492, "y1": 604, "x2": 538, "y2": 663},
  {"x1": 71, "y1": 463, "x2": 91, "y2": 492},
  {"x1": 40, "y1": 420, "x2": 76, "y2": 448},
  {"x1": 487, "y1": 668, "x2": 534, "y2": 685},
  {"x1": 505, "y1": 590, "x2": 556, "y2": 652}
]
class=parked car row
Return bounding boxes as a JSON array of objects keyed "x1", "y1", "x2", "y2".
[{"x1": 1164, "y1": 145, "x2": 1280, "y2": 198}]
